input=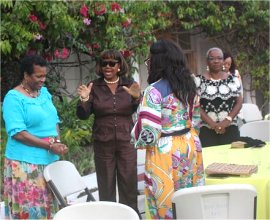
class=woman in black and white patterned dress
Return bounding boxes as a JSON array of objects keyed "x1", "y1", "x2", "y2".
[{"x1": 196, "y1": 47, "x2": 242, "y2": 147}]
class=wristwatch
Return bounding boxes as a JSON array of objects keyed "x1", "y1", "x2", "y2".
[{"x1": 225, "y1": 116, "x2": 232, "y2": 122}]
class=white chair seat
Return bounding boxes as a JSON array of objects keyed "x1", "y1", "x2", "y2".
[
  {"x1": 240, "y1": 120, "x2": 270, "y2": 141},
  {"x1": 239, "y1": 103, "x2": 263, "y2": 123},
  {"x1": 53, "y1": 201, "x2": 140, "y2": 220},
  {"x1": 172, "y1": 184, "x2": 257, "y2": 219}
]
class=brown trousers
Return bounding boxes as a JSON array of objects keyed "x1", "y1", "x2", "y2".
[{"x1": 93, "y1": 140, "x2": 139, "y2": 214}]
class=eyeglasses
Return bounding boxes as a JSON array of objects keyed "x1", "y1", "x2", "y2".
[
  {"x1": 207, "y1": 57, "x2": 223, "y2": 62},
  {"x1": 101, "y1": 61, "x2": 119, "y2": 67},
  {"x1": 144, "y1": 58, "x2": 150, "y2": 66}
]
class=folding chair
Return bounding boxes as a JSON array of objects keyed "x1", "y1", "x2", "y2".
[
  {"x1": 172, "y1": 184, "x2": 257, "y2": 219},
  {"x1": 240, "y1": 120, "x2": 270, "y2": 142},
  {"x1": 238, "y1": 103, "x2": 263, "y2": 123},
  {"x1": 53, "y1": 201, "x2": 140, "y2": 220},
  {"x1": 43, "y1": 160, "x2": 95, "y2": 208}
]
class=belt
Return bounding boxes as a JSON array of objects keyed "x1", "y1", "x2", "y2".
[{"x1": 160, "y1": 128, "x2": 190, "y2": 137}]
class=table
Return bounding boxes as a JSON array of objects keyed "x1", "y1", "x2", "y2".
[{"x1": 203, "y1": 143, "x2": 270, "y2": 219}]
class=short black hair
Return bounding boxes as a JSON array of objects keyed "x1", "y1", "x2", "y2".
[
  {"x1": 96, "y1": 49, "x2": 129, "y2": 77},
  {"x1": 20, "y1": 55, "x2": 47, "y2": 80}
]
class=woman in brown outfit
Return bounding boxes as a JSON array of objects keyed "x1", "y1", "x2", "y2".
[{"x1": 76, "y1": 49, "x2": 141, "y2": 216}]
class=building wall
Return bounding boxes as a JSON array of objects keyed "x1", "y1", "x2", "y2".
[{"x1": 58, "y1": 36, "x2": 258, "y2": 108}]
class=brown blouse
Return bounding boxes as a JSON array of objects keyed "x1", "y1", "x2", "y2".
[{"x1": 77, "y1": 77, "x2": 140, "y2": 142}]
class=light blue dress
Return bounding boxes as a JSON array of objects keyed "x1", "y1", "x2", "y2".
[
  {"x1": 3, "y1": 86, "x2": 60, "y2": 165},
  {"x1": 3, "y1": 86, "x2": 60, "y2": 219}
]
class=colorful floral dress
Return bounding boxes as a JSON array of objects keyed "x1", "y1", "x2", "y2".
[
  {"x1": 131, "y1": 79, "x2": 205, "y2": 219},
  {"x1": 2, "y1": 87, "x2": 60, "y2": 219}
]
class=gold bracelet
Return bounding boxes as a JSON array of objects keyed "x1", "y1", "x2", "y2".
[{"x1": 80, "y1": 95, "x2": 89, "y2": 102}]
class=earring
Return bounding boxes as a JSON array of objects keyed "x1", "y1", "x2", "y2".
[
  {"x1": 222, "y1": 65, "x2": 225, "y2": 71},
  {"x1": 118, "y1": 68, "x2": 120, "y2": 72},
  {"x1": 206, "y1": 66, "x2": 209, "y2": 71}
]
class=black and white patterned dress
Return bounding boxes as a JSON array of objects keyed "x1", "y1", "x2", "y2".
[{"x1": 195, "y1": 74, "x2": 242, "y2": 128}]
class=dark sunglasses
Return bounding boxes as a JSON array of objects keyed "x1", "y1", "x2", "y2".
[{"x1": 101, "y1": 61, "x2": 119, "y2": 67}]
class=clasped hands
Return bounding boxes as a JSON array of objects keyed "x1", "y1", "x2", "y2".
[
  {"x1": 50, "y1": 143, "x2": 68, "y2": 155},
  {"x1": 211, "y1": 120, "x2": 231, "y2": 134},
  {"x1": 77, "y1": 82, "x2": 141, "y2": 100}
]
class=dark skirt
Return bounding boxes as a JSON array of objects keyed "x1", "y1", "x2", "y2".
[{"x1": 199, "y1": 125, "x2": 240, "y2": 147}]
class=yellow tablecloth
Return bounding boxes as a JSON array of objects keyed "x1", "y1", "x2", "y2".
[{"x1": 203, "y1": 143, "x2": 270, "y2": 219}]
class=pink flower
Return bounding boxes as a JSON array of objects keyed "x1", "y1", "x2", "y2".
[
  {"x1": 38, "y1": 21, "x2": 47, "y2": 30},
  {"x1": 80, "y1": 4, "x2": 89, "y2": 17},
  {"x1": 44, "y1": 53, "x2": 53, "y2": 62},
  {"x1": 122, "y1": 18, "x2": 131, "y2": 28},
  {"x1": 92, "y1": 43, "x2": 100, "y2": 49},
  {"x1": 54, "y1": 48, "x2": 70, "y2": 59},
  {"x1": 54, "y1": 49, "x2": 60, "y2": 58},
  {"x1": 28, "y1": 14, "x2": 38, "y2": 23},
  {"x1": 94, "y1": 4, "x2": 107, "y2": 16},
  {"x1": 121, "y1": 50, "x2": 132, "y2": 58},
  {"x1": 61, "y1": 48, "x2": 70, "y2": 58},
  {"x1": 54, "y1": 48, "x2": 69, "y2": 59},
  {"x1": 111, "y1": 2, "x2": 121, "y2": 12},
  {"x1": 83, "y1": 18, "x2": 91, "y2": 26}
]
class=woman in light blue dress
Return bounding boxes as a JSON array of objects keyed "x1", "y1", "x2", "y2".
[{"x1": 2, "y1": 55, "x2": 68, "y2": 219}]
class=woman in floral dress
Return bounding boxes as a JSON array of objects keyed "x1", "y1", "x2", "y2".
[
  {"x1": 131, "y1": 39, "x2": 205, "y2": 219},
  {"x1": 2, "y1": 55, "x2": 68, "y2": 219}
]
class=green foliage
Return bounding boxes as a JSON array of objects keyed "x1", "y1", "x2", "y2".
[
  {"x1": 166, "y1": 0, "x2": 269, "y2": 99},
  {"x1": 53, "y1": 96, "x2": 94, "y2": 158},
  {"x1": 55, "y1": 96, "x2": 96, "y2": 175}
]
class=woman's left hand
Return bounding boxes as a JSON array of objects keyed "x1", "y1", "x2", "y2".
[
  {"x1": 123, "y1": 82, "x2": 141, "y2": 99},
  {"x1": 214, "y1": 120, "x2": 231, "y2": 134},
  {"x1": 50, "y1": 143, "x2": 69, "y2": 155}
]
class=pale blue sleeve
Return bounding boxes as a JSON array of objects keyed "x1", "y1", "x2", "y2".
[{"x1": 3, "y1": 93, "x2": 27, "y2": 137}]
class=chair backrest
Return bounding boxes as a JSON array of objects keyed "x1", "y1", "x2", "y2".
[
  {"x1": 53, "y1": 201, "x2": 140, "y2": 220},
  {"x1": 43, "y1": 160, "x2": 95, "y2": 207},
  {"x1": 172, "y1": 184, "x2": 257, "y2": 219},
  {"x1": 239, "y1": 103, "x2": 263, "y2": 123},
  {"x1": 240, "y1": 120, "x2": 270, "y2": 141}
]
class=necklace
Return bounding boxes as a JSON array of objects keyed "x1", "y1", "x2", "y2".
[
  {"x1": 21, "y1": 83, "x2": 40, "y2": 98},
  {"x1": 209, "y1": 72, "x2": 222, "y2": 81},
  {"x1": 104, "y1": 77, "x2": 119, "y2": 84},
  {"x1": 210, "y1": 77, "x2": 221, "y2": 81}
]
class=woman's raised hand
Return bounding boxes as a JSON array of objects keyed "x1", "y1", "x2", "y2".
[
  {"x1": 123, "y1": 82, "x2": 141, "y2": 99},
  {"x1": 77, "y1": 83, "x2": 93, "y2": 99}
]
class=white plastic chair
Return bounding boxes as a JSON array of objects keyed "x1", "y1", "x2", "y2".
[
  {"x1": 172, "y1": 184, "x2": 257, "y2": 219},
  {"x1": 240, "y1": 120, "x2": 270, "y2": 142},
  {"x1": 239, "y1": 103, "x2": 263, "y2": 123},
  {"x1": 53, "y1": 201, "x2": 140, "y2": 220},
  {"x1": 43, "y1": 160, "x2": 95, "y2": 208}
]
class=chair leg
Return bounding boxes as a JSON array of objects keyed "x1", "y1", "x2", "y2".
[
  {"x1": 47, "y1": 180, "x2": 67, "y2": 207},
  {"x1": 85, "y1": 188, "x2": 96, "y2": 201}
]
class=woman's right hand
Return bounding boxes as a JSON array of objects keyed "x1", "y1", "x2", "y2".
[{"x1": 77, "y1": 83, "x2": 93, "y2": 98}]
